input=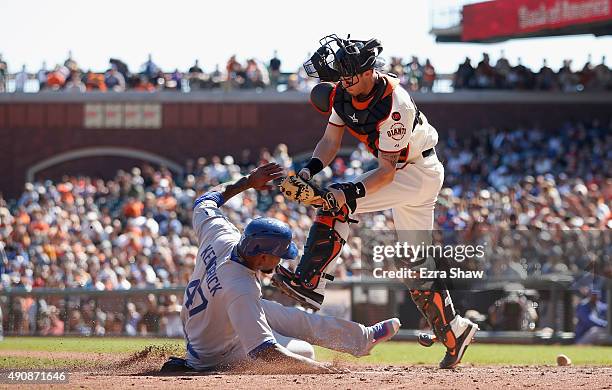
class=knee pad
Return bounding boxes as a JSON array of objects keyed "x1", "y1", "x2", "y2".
[
  {"x1": 410, "y1": 281, "x2": 457, "y2": 350},
  {"x1": 295, "y1": 204, "x2": 353, "y2": 289}
]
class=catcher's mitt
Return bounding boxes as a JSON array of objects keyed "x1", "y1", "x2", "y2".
[{"x1": 279, "y1": 175, "x2": 324, "y2": 206}]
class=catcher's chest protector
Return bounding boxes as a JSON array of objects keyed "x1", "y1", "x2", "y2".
[{"x1": 332, "y1": 75, "x2": 398, "y2": 157}]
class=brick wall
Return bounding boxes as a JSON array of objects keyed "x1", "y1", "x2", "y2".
[{"x1": 0, "y1": 93, "x2": 610, "y2": 198}]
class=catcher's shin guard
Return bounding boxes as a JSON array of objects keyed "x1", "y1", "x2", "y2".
[
  {"x1": 294, "y1": 204, "x2": 353, "y2": 290},
  {"x1": 410, "y1": 282, "x2": 478, "y2": 368},
  {"x1": 409, "y1": 284, "x2": 458, "y2": 351}
]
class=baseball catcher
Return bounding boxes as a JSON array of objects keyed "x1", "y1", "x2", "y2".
[{"x1": 273, "y1": 35, "x2": 478, "y2": 369}]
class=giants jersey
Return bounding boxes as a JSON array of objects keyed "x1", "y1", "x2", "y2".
[
  {"x1": 183, "y1": 195, "x2": 275, "y2": 369},
  {"x1": 328, "y1": 75, "x2": 438, "y2": 168}
]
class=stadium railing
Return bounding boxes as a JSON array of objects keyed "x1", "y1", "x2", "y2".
[{"x1": 2, "y1": 278, "x2": 609, "y2": 344}]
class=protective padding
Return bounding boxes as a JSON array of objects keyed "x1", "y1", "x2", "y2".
[
  {"x1": 410, "y1": 288, "x2": 458, "y2": 350},
  {"x1": 295, "y1": 205, "x2": 351, "y2": 289}
]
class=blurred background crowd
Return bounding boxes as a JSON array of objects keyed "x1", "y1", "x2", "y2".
[
  {"x1": 0, "y1": 51, "x2": 610, "y2": 93},
  {"x1": 0, "y1": 120, "x2": 609, "y2": 337},
  {"x1": 453, "y1": 52, "x2": 611, "y2": 92}
]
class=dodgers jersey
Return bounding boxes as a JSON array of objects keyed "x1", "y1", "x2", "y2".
[
  {"x1": 182, "y1": 193, "x2": 276, "y2": 369},
  {"x1": 329, "y1": 76, "x2": 438, "y2": 168}
]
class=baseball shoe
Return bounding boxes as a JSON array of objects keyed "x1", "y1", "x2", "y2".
[
  {"x1": 271, "y1": 265, "x2": 325, "y2": 311},
  {"x1": 417, "y1": 332, "x2": 437, "y2": 347},
  {"x1": 439, "y1": 318, "x2": 479, "y2": 369},
  {"x1": 365, "y1": 318, "x2": 401, "y2": 354}
]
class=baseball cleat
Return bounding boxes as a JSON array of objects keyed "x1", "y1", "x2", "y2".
[
  {"x1": 418, "y1": 332, "x2": 437, "y2": 347},
  {"x1": 271, "y1": 267, "x2": 324, "y2": 311},
  {"x1": 366, "y1": 318, "x2": 401, "y2": 354},
  {"x1": 439, "y1": 322, "x2": 479, "y2": 369}
]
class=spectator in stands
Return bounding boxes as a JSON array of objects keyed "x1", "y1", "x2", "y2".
[
  {"x1": 187, "y1": 59, "x2": 204, "y2": 90},
  {"x1": 68, "y1": 309, "x2": 90, "y2": 335},
  {"x1": 0, "y1": 53, "x2": 7, "y2": 92},
  {"x1": 160, "y1": 294, "x2": 183, "y2": 337},
  {"x1": 64, "y1": 51, "x2": 79, "y2": 73},
  {"x1": 134, "y1": 75, "x2": 155, "y2": 92},
  {"x1": 404, "y1": 56, "x2": 423, "y2": 91},
  {"x1": 475, "y1": 53, "x2": 494, "y2": 89},
  {"x1": 45, "y1": 65, "x2": 67, "y2": 91},
  {"x1": 39, "y1": 305, "x2": 64, "y2": 336},
  {"x1": 168, "y1": 68, "x2": 182, "y2": 91},
  {"x1": 512, "y1": 57, "x2": 534, "y2": 90},
  {"x1": 105, "y1": 65, "x2": 126, "y2": 92},
  {"x1": 273, "y1": 143, "x2": 292, "y2": 170},
  {"x1": 209, "y1": 64, "x2": 223, "y2": 89},
  {"x1": 151, "y1": 69, "x2": 167, "y2": 90},
  {"x1": 141, "y1": 53, "x2": 159, "y2": 81},
  {"x1": 454, "y1": 57, "x2": 474, "y2": 89},
  {"x1": 285, "y1": 74, "x2": 299, "y2": 91},
  {"x1": 245, "y1": 58, "x2": 268, "y2": 88},
  {"x1": 125, "y1": 302, "x2": 141, "y2": 336},
  {"x1": 139, "y1": 293, "x2": 160, "y2": 335},
  {"x1": 64, "y1": 70, "x2": 86, "y2": 92},
  {"x1": 14, "y1": 65, "x2": 28, "y2": 92},
  {"x1": 558, "y1": 59, "x2": 578, "y2": 92},
  {"x1": 593, "y1": 56, "x2": 610, "y2": 90},
  {"x1": 575, "y1": 289, "x2": 608, "y2": 344},
  {"x1": 225, "y1": 54, "x2": 242, "y2": 90},
  {"x1": 494, "y1": 50, "x2": 511, "y2": 89},
  {"x1": 85, "y1": 70, "x2": 107, "y2": 91},
  {"x1": 110, "y1": 58, "x2": 130, "y2": 80},
  {"x1": 536, "y1": 59, "x2": 556, "y2": 91},
  {"x1": 579, "y1": 55, "x2": 595, "y2": 90},
  {"x1": 488, "y1": 289, "x2": 538, "y2": 331},
  {"x1": 422, "y1": 59, "x2": 436, "y2": 92},
  {"x1": 37, "y1": 62, "x2": 48, "y2": 91},
  {"x1": 269, "y1": 50, "x2": 281, "y2": 89},
  {"x1": 105, "y1": 313, "x2": 124, "y2": 335},
  {"x1": 388, "y1": 57, "x2": 405, "y2": 84}
]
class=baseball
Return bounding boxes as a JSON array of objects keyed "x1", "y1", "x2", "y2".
[{"x1": 556, "y1": 354, "x2": 572, "y2": 366}]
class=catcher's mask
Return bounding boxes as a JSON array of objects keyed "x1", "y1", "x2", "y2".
[{"x1": 303, "y1": 34, "x2": 384, "y2": 87}]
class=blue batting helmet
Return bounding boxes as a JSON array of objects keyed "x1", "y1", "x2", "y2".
[{"x1": 237, "y1": 218, "x2": 298, "y2": 259}]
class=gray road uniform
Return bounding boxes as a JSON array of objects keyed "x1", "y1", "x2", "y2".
[{"x1": 182, "y1": 194, "x2": 377, "y2": 370}]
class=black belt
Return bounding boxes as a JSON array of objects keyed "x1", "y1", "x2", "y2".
[{"x1": 421, "y1": 148, "x2": 435, "y2": 158}]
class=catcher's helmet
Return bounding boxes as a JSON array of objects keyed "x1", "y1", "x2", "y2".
[
  {"x1": 303, "y1": 34, "x2": 384, "y2": 85},
  {"x1": 238, "y1": 218, "x2": 298, "y2": 259}
]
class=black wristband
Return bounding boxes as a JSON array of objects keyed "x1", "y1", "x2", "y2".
[
  {"x1": 304, "y1": 158, "x2": 324, "y2": 176},
  {"x1": 331, "y1": 181, "x2": 366, "y2": 203}
]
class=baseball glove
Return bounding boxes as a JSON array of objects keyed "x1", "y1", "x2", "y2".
[{"x1": 279, "y1": 175, "x2": 324, "y2": 206}]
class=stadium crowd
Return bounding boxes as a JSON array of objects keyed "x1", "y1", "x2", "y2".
[
  {"x1": 1, "y1": 51, "x2": 610, "y2": 93},
  {"x1": 0, "y1": 120, "x2": 610, "y2": 336},
  {"x1": 453, "y1": 52, "x2": 611, "y2": 92}
]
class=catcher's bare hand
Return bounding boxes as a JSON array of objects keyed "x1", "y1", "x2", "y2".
[{"x1": 247, "y1": 162, "x2": 284, "y2": 190}]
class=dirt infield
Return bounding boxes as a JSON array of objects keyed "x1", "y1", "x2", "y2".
[
  {"x1": 9, "y1": 348, "x2": 611, "y2": 390},
  {"x1": 41, "y1": 365, "x2": 612, "y2": 389}
]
